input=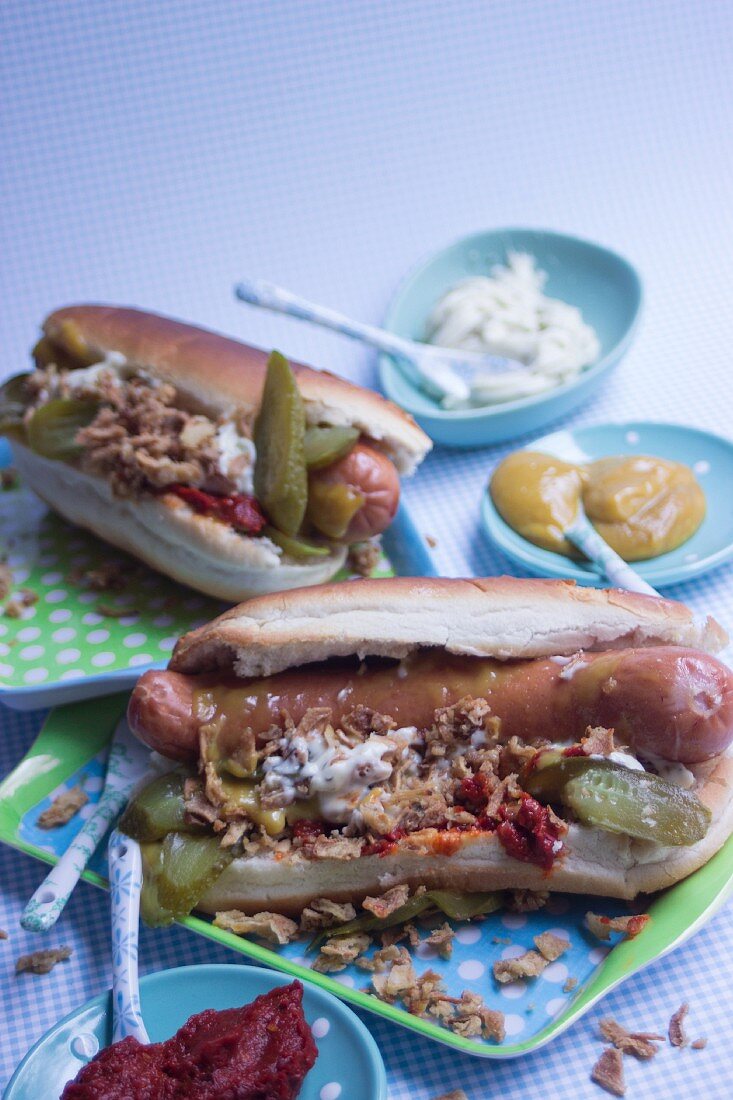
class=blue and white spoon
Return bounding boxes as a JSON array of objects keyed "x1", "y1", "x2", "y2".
[
  {"x1": 21, "y1": 719, "x2": 150, "y2": 933},
  {"x1": 234, "y1": 277, "x2": 528, "y2": 406},
  {"x1": 108, "y1": 828, "x2": 150, "y2": 1044}
]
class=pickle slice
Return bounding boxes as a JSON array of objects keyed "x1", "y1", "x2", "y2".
[
  {"x1": 264, "y1": 525, "x2": 331, "y2": 559},
  {"x1": 306, "y1": 479, "x2": 365, "y2": 539},
  {"x1": 119, "y1": 770, "x2": 202, "y2": 843},
  {"x1": 54, "y1": 319, "x2": 101, "y2": 366},
  {"x1": 304, "y1": 425, "x2": 359, "y2": 469},
  {"x1": 156, "y1": 832, "x2": 233, "y2": 916},
  {"x1": 312, "y1": 889, "x2": 502, "y2": 947},
  {"x1": 139, "y1": 842, "x2": 176, "y2": 928},
  {"x1": 524, "y1": 757, "x2": 710, "y2": 845},
  {"x1": 27, "y1": 397, "x2": 98, "y2": 460},
  {"x1": 253, "y1": 352, "x2": 307, "y2": 535},
  {"x1": 0, "y1": 373, "x2": 30, "y2": 437}
]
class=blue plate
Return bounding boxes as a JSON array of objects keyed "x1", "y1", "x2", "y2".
[
  {"x1": 379, "y1": 227, "x2": 643, "y2": 447},
  {"x1": 4, "y1": 964, "x2": 387, "y2": 1100},
  {"x1": 481, "y1": 421, "x2": 733, "y2": 587}
]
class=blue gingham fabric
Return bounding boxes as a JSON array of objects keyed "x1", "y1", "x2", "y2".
[{"x1": 2, "y1": 1, "x2": 733, "y2": 1095}]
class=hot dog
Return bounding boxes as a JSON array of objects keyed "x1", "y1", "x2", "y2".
[
  {"x1": 130, "y1": 646, "x2": 733, "y2": 765},
  {"x1": 1, "y1": 305, "x2": 430, "y2": 600},
  {"x1": 124, "y1": 577, "x2": 733, "y2": 913}
]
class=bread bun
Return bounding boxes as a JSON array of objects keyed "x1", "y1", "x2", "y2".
[
  {"x1": 13, "y1": 443, "x2": 346, "y2": 601},
  {"x1": 171, "y1": 575, "x2": 727, "y2": 678},
  {"x1": 44, "y1": 305, "x2": 432, "y2": 474}
]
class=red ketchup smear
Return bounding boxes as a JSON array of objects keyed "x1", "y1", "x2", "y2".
[
  {"x1": 61, "y1": 981, "x2": 317, "y2": 1100},
  {"x1": 169, "y1": 485, "x2": 267, "y2": 534},
  {"x1": 456, "y1": 773, "x2": 491, "y2": 813},
  {"x1": 497, "y1": 795, "x2": 564, "y2": 871},
  {"x1": 362, "y1": 828, "x2": 407, "y2": 858},
  {"x1": 292, "y1": 818, "x2": 330, "y2": 846}
]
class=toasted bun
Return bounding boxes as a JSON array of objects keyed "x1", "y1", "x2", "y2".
[
  {"x1": 171, "y1": 575, "x2": 727, "y2": 678},
  {"x1": 12, "y1": 443, "x2": 346, "y2": 601},
  {"x1": 44, "y1": 305, "x2": 432, "y2": 475},
  {"x1": 198, "y1": 753, "x2": 733, "y2": 912}
]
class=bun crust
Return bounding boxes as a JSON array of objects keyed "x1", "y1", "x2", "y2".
[
  {"x1": 12, "y1": 444, "x2": 347, "y2": 601},
  {"x1": 198, "y1": 754, "x2": 733, "y2": 913},
  {"x1": 44, "y1": 304, "x2": 432, "y2": 475},
  {"x1": 171, "y1": 575, "x2": 727, "y2": 678}
]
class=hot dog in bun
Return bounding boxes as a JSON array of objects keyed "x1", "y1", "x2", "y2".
[
  {"x1": 124, "y1": 577, "x2": 733, "y2": 920},
  {"x1": 1, "y1": 306, "x2": 431, "y2": 600}
]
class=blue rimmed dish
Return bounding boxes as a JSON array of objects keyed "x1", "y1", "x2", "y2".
[
  {"x1": 481, "y1": 421, "x2": 733, "y2": 587},
  {"x1": 379, "y1": 227, "x2": 643, "y2": 447},
  {"x1": 4, "y1": 963, "x2": 387, "y2": 1100}
]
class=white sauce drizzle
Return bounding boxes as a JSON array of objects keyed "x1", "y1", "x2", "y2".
[
  {"x1": 261, "y1": 726, "x2": 418, "y2": 823},
  {"x1": 214, "y1": 421, "x2": 256, "y2": 495}
]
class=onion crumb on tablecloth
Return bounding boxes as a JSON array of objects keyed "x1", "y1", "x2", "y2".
[
  {"x1": 16, "y1": 946, "x2": 73, "y2": 974},
  {"x1": 591, "y1": 1047, "x2": 626, "y2": 1096}
]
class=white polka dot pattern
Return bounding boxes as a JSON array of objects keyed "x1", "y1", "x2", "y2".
[{"x1": 0, "y1": 490, "x2": 394, "y2": 695}]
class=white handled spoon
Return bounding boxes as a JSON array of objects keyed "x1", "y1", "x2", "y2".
[
  {"x1": 564, "y1": 509, "x2": 659, "y2": 596},
  {"x1": 234, "y1": 277, "x2": 529, "y2": 407},
  {"x1": 109, "y1": 828, "x2": 150, "y2": 1044},
  {"x1": 21, "y1": 719, "x2": 151, "y2": 933}
]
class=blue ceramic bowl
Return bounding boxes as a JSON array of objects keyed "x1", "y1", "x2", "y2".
[
  {"x1": 481, "y1": 421, "x2": 733, "y2": 588},
  {"x1": 379, "y1": 227, "x2": 643, "y2": 448},
  {"x1": 5, "y1": 964, "x2": 387, "y2": 1100}
]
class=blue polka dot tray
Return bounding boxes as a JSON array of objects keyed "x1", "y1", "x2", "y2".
[
  {"x1": 2, "y1": 696, "x2": 733, "y2": 1059},
  {"x1": 0, "y1": 439, "x2": 435, "y2": 710}
]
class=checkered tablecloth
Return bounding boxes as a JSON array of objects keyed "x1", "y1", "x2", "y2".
[{"x1": 2, "y1": 1, "x2": 733, "y2": 1095}]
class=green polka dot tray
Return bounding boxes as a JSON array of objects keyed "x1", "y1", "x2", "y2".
[
  {"x1": 0, "y1": 439, "x2": 435, "y2": 709},
  {"x1": 2, "y1": 695, "x2": 733, "y2": 1059}
]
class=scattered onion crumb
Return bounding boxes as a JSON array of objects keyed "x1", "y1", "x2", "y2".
[
  {"x1": 668, "y1": 1002, "x2": 689, "y2": 1048},
  {"x1": 16, "y1": 946, "x2": 72, "y2": 974},
  {"x1": 591, "y1": 1047, "x2": 626, "y2": 1096}
]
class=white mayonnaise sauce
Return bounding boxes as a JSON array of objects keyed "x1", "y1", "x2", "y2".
[
  {"x1": 425, "y1": 252, "x2": 600, "y2": 408},
  {"x1": 261, "y1": 726, "x2": 418, "y2": 823},
  {"x1": 589, "y1": 751, "x2": 645, "y2": 772},
  {"x1": 214, "y1": 421, "x2": 256, "y2": 495},
  {"x1": 642, "y1": 753, "x2": 695, "y2": 790},
  {"x1": 63, "y1": 352, "x2": 127, "y2": 391}
]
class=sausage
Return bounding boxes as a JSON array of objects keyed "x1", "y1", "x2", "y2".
[
  {"x1": 128, "y1": 669, "x2": 199, "y2": 761},
  {"x1": 128, "y1": 647, "x2": 733, "y2": 765},
  {"x1": 308, "y1": 443, "x2": 400, "y2": 541}
]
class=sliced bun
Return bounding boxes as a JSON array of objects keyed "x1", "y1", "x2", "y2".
[
  {"x1": 199, "y1": 753, "x2": 733, "y2": 912},
  {"x1": 171, "y1": 575, "x2": 728, "y2": 678},
  {"x1": 12, "y1": 444, "x2": 346, "y2": 601},
  {"x1": 44, "y1": 304, "x2": 432, "y2": 475}
]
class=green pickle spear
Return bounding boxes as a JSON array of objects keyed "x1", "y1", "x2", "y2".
[
  {"x1": 119, "y1": 770, "x2": 202, "y2": 843},
  {"x1": 155, "y1": 832, "x2": 233, "y2": 917},
  {"x1": 304, "y1": 425, "x2": 359, "y2": 469},
  {"x1": 524, "y1": 755, "x2": 710, "y2": 846},
  {"x1": 253, "y1": 351, "x2": 308, "y2": 536},
  {"x1": 27, "y1": 397, "x2": 99, "y2": 460},
  {"x1": 263, "y1": 525, "x2": 331, "y2": 559}
]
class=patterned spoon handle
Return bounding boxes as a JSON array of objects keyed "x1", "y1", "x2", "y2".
[
  {"x1": 234, "y1": 277, "x2": 472, "y2": 403},
  {"x1": 21, "y1": 784, "x2": 132, "y2": 932},
  {"x1": 565, "y1": 511, "x2": 659, "y2": 596},
  {"x1": 21, "y1": 719, "x2": 149, "y2": 933},
  {"x1": 109, "y1": 828, "x2": 150, "y2": 1045}
]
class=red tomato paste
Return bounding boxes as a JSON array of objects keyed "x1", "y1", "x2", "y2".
[
  {"x1": 497, "y1": 794, "x2": 564, "y2": 870},
  {"x1": 169, "y1": 484, "x2": 267, "y2": 534},
  {"x1": 61, "y1": 980, "x2": 318, "y2": 1100}
]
